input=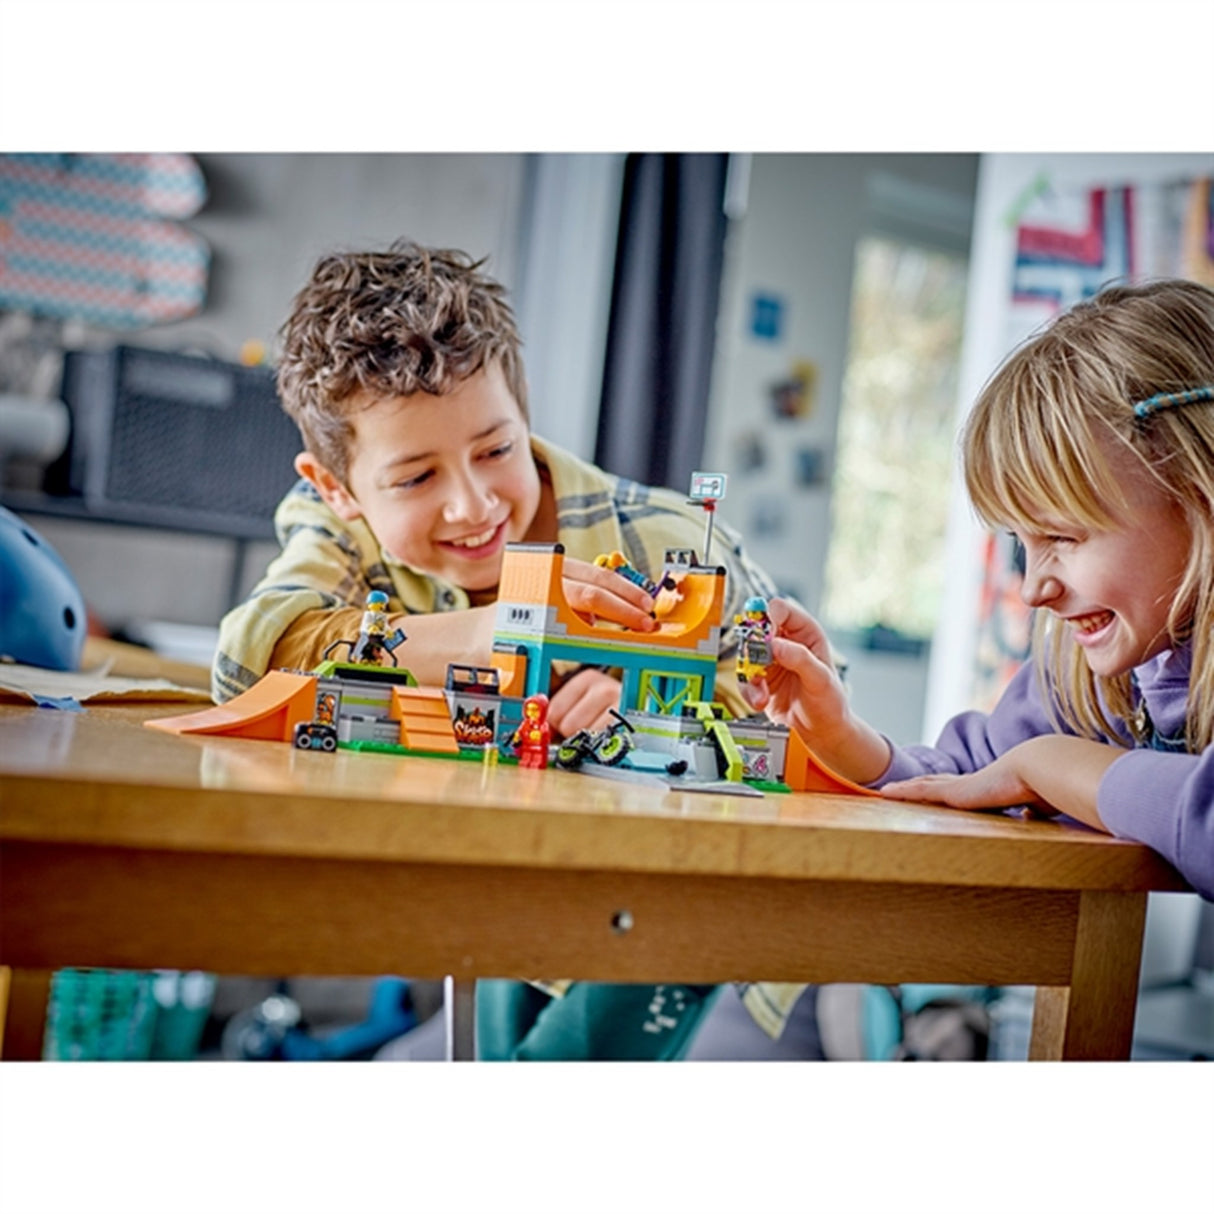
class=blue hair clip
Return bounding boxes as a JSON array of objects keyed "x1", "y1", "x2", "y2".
[{"x1": 1132, "y1": 385, "x2": 1214, "y2": 419}]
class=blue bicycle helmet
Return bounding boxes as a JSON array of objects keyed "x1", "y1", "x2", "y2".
[{"x1": 0, "y1": 505, "x2": 87, "y2": 670}]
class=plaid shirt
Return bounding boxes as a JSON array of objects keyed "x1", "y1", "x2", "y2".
[{"x1": 212, "y1": 434, "x2": 805, "y2": 1039}]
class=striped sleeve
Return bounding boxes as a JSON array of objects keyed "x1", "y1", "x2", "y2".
[{"x1": 213, "y1": 481, "x2": 413, "y2": 701}]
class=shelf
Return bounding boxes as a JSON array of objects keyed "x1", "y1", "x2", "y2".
[{"x1": 1, "y1": 490, "x2": 276, "y2": 543}]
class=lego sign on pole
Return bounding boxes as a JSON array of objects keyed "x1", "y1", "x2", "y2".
[
  {"x1": 687, "y1": 471, "x2": 727, "y2": 564},
  {"x1": 688, "y1": 471, "x2": 727, "y2": 501}
]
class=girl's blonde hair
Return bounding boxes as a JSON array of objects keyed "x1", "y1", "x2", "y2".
[{"x1": 962, "y1": 279, "x2": 1214, "y2": 752}]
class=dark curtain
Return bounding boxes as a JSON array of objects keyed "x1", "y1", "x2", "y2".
[{"x1": 594, "y1": 153, "x2": 730, "y2": 493}]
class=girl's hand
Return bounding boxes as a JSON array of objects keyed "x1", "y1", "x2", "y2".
[
  {"x1": 738, "y1": 598, "x2": 845, "y2": 726},
  {"x1": 547, "y1": 667, "x2": 624, "y2": 739},
  {"x1": 560, "y1": 557, "x2": 658, "y2": 633},
  {"x1": 881, "y1": 735, "x2": 1119, "y2": 833},
  {"x1": 740, "y1": 597, "x2": 890, "y2": 784},
  {"x1": 881, "y1": 752, "x2": 1055, "y2": 816}
]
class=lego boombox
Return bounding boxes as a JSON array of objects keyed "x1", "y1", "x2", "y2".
[{"x1": 45, "y1": 345, "x2": 303, "y2": 539}]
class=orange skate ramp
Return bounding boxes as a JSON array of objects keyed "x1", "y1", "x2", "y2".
[
  {"x1": 145, "y1": 670, "x2": 319, "y2": 743},
  {"x1": 784, "y1": 727, "x2": 882, "y2": 797},
  {"x1": 558, "y1": 565, "x2": 723, "y2": 650},
  {"x1": 392, "y1": 686, "x2": 460, "y2": 754},
  {"x1": 497, "y1": 544, "x2": 724, "y2": 652},
  {"x1": 646, "y1": 568, "x2": 726, "y2": 644}
]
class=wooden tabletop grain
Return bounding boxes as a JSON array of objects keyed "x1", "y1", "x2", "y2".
[{"x1": 0, "y1": 701, "x2": 1188, "y2": 894}]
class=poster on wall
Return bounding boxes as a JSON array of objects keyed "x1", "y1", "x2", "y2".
[
  {"x1": 971, "y1": 175, "x2": 1214, "y2": 708},
  {"x1": 1009, "y1": 176, "x2": 1214, "y2": 341}
]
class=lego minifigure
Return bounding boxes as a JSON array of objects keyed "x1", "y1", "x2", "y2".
[
  {"x1": 350, "y1": 590, "x2": 408, "y2": 665},
  {"x1": 510, "y1": 692, "x2": 552, "y2": 769},
  {"x1": 734, "y1": 596, "x2": 773, "y2": 684}
]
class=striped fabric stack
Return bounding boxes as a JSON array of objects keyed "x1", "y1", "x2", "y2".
[{"x1": 0, "y1": 152, "x2": 209, "y2": 328}]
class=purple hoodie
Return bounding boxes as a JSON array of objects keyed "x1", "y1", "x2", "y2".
[{"x1": 874, "y1": 642, "x2": 1213, "y2": 900}]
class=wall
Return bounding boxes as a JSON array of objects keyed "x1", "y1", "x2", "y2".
[
  {"x1": 143, "y1": 154, "x2": 529, "y2": 360},
  {"x1": 19, "y1": 154, "x2": 533, "y2": 636},
  {"x1": 702, "y1": 153, "x2": 979, "y2": 742},
  {"x1": 512, "y1": 154, "x2": 625, "y2": 462},
  {"x1": 703, "y1": 154, "x2": 978, "y2": 613}
]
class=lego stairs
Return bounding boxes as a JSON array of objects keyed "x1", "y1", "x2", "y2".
[{"x1": 391, "y1": 686, "x2": 460, "y2": 754}]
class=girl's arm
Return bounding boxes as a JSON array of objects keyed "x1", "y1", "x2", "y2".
[
  {"x1": 880, "y1": 734, "x2": 1121, "y2": 831},
  {"x1": 746, "y1": 601, "x2": 1083, "y2": 790},
  {"x1": 1094, "y1": 748, "x2": 1214, "y2": 899},
  {"x1": 884, "y1": 738, "x2": 1214, "y2": 900}
]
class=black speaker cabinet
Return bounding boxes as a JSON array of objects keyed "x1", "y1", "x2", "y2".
[{"x1": 46, "y1": 346, "x2": 303, "y2": 539}]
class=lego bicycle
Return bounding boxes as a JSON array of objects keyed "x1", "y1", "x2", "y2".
[{"x1": 554, "y1": 708, "x2": 636, "y2": 770}]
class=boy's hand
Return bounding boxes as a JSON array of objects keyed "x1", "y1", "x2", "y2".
[
  {"x1": 740, "y1": 597, "x2": 891, "y2": 784},
  {"x1": 547, "y1": 667, "x2": 624, "y2": 739},
  {"x1": 561, "y1": 557, "x2": 659, "y2": 633}
]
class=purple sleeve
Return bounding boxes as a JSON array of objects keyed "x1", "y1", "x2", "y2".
[
  {"x1": 869, "y1": 661, "x2": 1213, "y2": 898},
  {"x1": 874, "y1": 662, "x2": 1057, "y2": 785},
  {"x1": 1099, "y1": 750, "x2": 1214, "y2": 900}
]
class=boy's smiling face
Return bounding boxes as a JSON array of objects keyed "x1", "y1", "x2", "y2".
[{"x1": 296, "y1": 363, "x2": 546, "y2": 592}]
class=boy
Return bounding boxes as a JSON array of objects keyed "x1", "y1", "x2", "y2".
[
  {"x1": 214, "y1": 241, "x2": 781, "y2": 735},
  {"x1": 214, "y1": 239, "x2": 802, "y2": 1057}
]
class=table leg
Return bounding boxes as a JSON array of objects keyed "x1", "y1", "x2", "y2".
[
  {"x1": 0, "y1": 968, "x2": 52, "y2": 1061},
  {"x1": 1029, "y1": 891, "x2": 1148, "y2": 1060},
  {"x1": 444, "y1": 975, "x2": 476, "y2": 1062}
]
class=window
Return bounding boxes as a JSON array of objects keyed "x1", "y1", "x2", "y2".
[{"x1": 820, "y1": 236, "x2": 968, "y2": 642}]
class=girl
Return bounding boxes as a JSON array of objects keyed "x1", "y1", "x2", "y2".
[{"x1": 743, "y1": 278, "x2": 1214, "y2": 900}]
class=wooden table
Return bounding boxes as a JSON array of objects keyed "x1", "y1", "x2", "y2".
[{"x1": 0, "y1": 701, "x2": 1190, "y2": 1060}]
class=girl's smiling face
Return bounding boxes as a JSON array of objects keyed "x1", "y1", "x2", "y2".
[
  {"x1": 296, "y1": 363, "x2": 544, "y2": 592},
  {"x1": 1015, "y1": 447, "x2": 1192, "y2": 677}
]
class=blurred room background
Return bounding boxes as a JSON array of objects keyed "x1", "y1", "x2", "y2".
[{"x1": 2, "y1": 150, "x2": 1211, "y2": 1060}]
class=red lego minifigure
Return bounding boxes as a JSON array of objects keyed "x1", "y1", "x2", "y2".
[{"x1": 510, "y1": 693, "x2": 551, "y2": 769}]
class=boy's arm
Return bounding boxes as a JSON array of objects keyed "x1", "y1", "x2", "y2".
[
  {"x1": 270, "y1": 604, "x2": 500, "y2": 687},
  {"x1": 543, "y1": 558, "x2": 668, "y2": 738},
  {"x1": 546, "y1": 667, "x2": 625, "y2": 738},
  {"x1": 268, "y1": 557, "x2": 655, "y2": 701},
  {"x1": 267, "y1": 607, "x2": 364, "y2": 671}
]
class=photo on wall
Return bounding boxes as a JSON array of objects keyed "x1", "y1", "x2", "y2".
[{"x1": 767, "y1": 359, "x2": 818, "y2": 421}]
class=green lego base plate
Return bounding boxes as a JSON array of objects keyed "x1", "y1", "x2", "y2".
[
  {"x1": 341, "y1": 739, "x2": 516, "y2": 764},
  {"x1": 745, "y1": 779, "x2": 790, "y2": 794}
]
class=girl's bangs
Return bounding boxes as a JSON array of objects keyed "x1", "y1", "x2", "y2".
[{"x1": 964, "y1": 374, "x2": 1124, "y2": 534}]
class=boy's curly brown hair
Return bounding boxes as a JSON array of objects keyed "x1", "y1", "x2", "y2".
[{"x1": 276, "y1": 239, "x2": 528, "y2": 484}]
